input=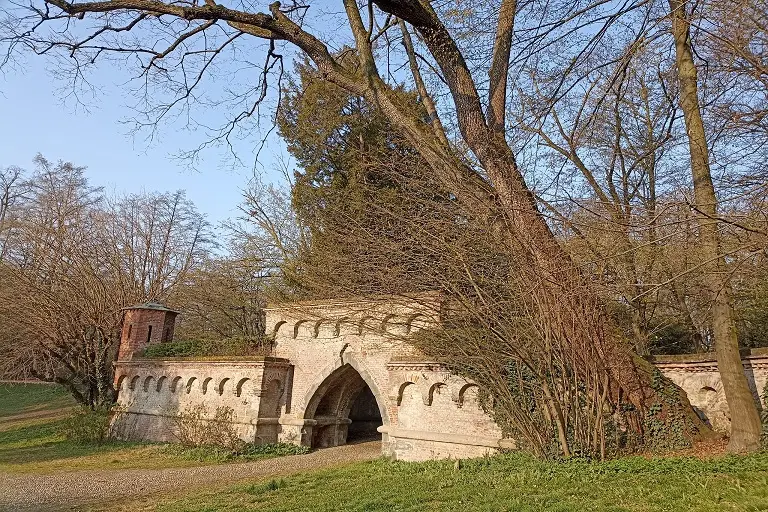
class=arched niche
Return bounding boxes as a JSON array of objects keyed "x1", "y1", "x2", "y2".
[
  {"x1": 236, "y1": 378, "x2": 251, "y2": 397},
  {"x1": 170, "y1": 376, "x2": 183, "y2": 393},
  {"x1": 217, "y1": 378, "x2": 230, "y2": 396},
  {"x1": 424, "y1": 382, "x2": 447, "y2": 406}
]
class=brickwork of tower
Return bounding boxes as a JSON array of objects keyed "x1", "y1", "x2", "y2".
[{"x1": 117, "y1": 303, "x2": 179, "y2": 361}]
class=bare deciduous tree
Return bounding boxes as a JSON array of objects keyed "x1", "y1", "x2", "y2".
[
  {"x1": 667, "y1": 0, "x2": 763, "y2": 453},
  {"x1": 0, "y1": 157, "x2": 211, "y2": 407},
  {"x1": 0, "y1": 165, "x2": 28, "y2": 260},
  {"x1": 7, "y1": 0, "x2": 759, "y2": 449}
]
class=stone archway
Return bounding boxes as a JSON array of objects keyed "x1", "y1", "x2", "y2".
[{"x1": 303, "y1": 363, "x2": 385, "y2": 448}]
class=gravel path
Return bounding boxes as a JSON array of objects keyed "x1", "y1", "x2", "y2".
[{"x1": 0, "y1": 441, "x2": 381, "y2": 512}]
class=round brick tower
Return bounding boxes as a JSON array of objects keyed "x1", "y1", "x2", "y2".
[{"x1": 117, "y1": 302, "x2": 179, "y2": 361}]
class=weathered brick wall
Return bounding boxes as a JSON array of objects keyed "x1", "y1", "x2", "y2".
[{"x1": 118, "y1": 308, "x2": 177, "y2": 361}]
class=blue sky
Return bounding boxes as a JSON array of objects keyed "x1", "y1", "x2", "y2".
[{"x1": 0, "y1": 53, "x2": 287, "y2": 226}]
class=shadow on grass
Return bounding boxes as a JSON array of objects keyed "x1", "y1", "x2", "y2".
[
  {"x1": 0, "y1": 383, "x2": 74, "y2": 417},
  {"x1": 0, "y1": 419, "x2": 142, "y2": 466},
  {"x1": 0, "y1": 418, "x2": 313, "y2": 469}
]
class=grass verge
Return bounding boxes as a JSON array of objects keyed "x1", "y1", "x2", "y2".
[
  {"x1": 0, "y1": 382, "x2": 308, "y2": 473},
  {"x1": 113, "y1": 451, "x2": 768, "y2": 512},
  {"x1": 0, "y1": 382, "x2": 75, "y2": 431},
  {"x1": 0, "y1": 415, "x2": 310, "y2": 473}
]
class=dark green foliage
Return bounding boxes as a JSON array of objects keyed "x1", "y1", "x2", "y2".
[
  {"x1": 161, "y1": 443, "x2": 309, "y2": 463},
  {"x1": 642, "y1": 369, "x2": 700, "y2": 452},
  {"x1": 761, "y1": 381, "x2": 768, "y2": 447},
  {"x1": 736, "y1": 267, "x2": 768, "y2": 349},
  {"x1": 57, "y1": 407, "x2": 112, "y2": 444},
  {"x1": 239, "y1": 443, "x2": 310, "y2": 458},
  {"x1": 277, "y1": 60, "x2": 453, "y2": 298},
  {"x1": 141, "y1": 337, "x2": 270, "y2": 358},
  {"x1": 649, "y1": 322, "x2": 707, "y2": 355},
  {"x1": 606, "y1": 299, "x2": 708, "y2": 356}
]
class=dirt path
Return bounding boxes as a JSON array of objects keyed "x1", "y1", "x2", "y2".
[
  {"x1": 0, "y1": 441, "x2": 381, "y2": 512},
  {"x1": 0, "y1": 407, "x2": 74, "y2": 432}
]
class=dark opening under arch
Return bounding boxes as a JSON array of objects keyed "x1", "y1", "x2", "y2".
[{"x1": 304, "y1": 364, "x2": 383, "y2": 448}]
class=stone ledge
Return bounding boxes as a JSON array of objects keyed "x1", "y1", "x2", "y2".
[
  {"x1": 116, "y1": 356, "x2": 291, "y2": 366},
  {"x1": 278, "y1": 417, "x2": 318, "y2": 427},
  {"x1": 646, "y1": 347, "x2": 768, "y2": 365},
  {"x1": 386, "y1": 361, "x2": 447, "y2": 371},
  {"x1": 264, "y1": 292, "x2": 443, "y2": 313},
  {"x1": 379, "y1": 426, "x2": 516, "y2": 449},
  {"x1": 114, "y1": 410, "x2": 302, "y2": 427}
]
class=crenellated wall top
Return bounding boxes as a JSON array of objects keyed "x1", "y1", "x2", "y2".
[
  {"x1": 648, "y1": 349, "x2": 768, "y2": 372},
  {"x1": 115, "y1": 357, "x2": 292, "y2": 370},
  {"x1": 265, "y1": 293, "x2": 441, "y2": 340}
]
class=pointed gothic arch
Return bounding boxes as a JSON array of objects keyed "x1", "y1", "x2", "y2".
[{"x1": 301, "y1": 354, "x2": 389, "y2": 448}]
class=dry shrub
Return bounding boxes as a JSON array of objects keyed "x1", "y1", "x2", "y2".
[
  {"x1": 58, "y1": 407, "x2": 113, "y2": 444},
  {"x1": 174, "y1": 404, "x2": 244, "y2": 451}
]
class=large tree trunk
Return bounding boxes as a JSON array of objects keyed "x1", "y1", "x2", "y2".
[
  {"x1": 483, "y1": 151, "x2": 673, "y2": 417},
  {"x1": 369, "y1": 0, "x2": 710, "y2": 443},
  {"x1": 668, "y1": 0, "x2": 762, "y2": 452}
]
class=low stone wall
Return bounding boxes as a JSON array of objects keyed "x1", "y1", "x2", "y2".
[
  {"x1": 112, "y1": 350, "x2": 768, "y2": 458},
  {"x1": 112, "y1": 297, "x2": 768, "y2": 460},
  {"x1": 652, "y1": 349, "x2": 768, "y2": 433},
  {"x1": 382, "y1": 360, "x2": 508, "y2": 460},
  {"x1": 111, "y1": 357, "x2": 292, "y2": 444}
]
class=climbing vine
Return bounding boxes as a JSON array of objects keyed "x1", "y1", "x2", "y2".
[
  {"x1": 761, "y1": 380, "x2": 768, "y2": 448},
  {"x1": 641, "y1": 369, "x2": 700, "y2": 452},
  {"x1": 413, "y1": 323, "x2": 707, "y2": 460}
]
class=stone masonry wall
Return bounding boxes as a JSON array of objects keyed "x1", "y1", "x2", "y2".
[
  {"x1": 113, "y1": 298, "x2": 768, "y2": 461},
  {"x1": 112, "y1": 358, "x2": 291, "y2": 444},
  {"x1": 264, "y1": 298, "x2": 510, "y2": 460},
  {"x1": 654, "y1": 350, "x2": 768, "y2": 433}
]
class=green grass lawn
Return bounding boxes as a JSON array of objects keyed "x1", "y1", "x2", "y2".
[
  {"x1": 0, "y1": 382, "x2": 306, "y2": 473},
  {"x1": 5, "y1": 382, "x2": 768, "y2": 511},
  {"x1": 118, "y1": 452, "x2": 768, "y2": 512},
  {"x1": 0, "y1": 382, "x2": 164, "y2": 472},
  {"x1": 0, "y1": 382, "x2": 75, "y2": 419}
]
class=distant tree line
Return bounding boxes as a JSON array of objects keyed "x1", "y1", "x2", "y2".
[{"x1": 0, "y1": 156, "x2": 270, "y2": 406}]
